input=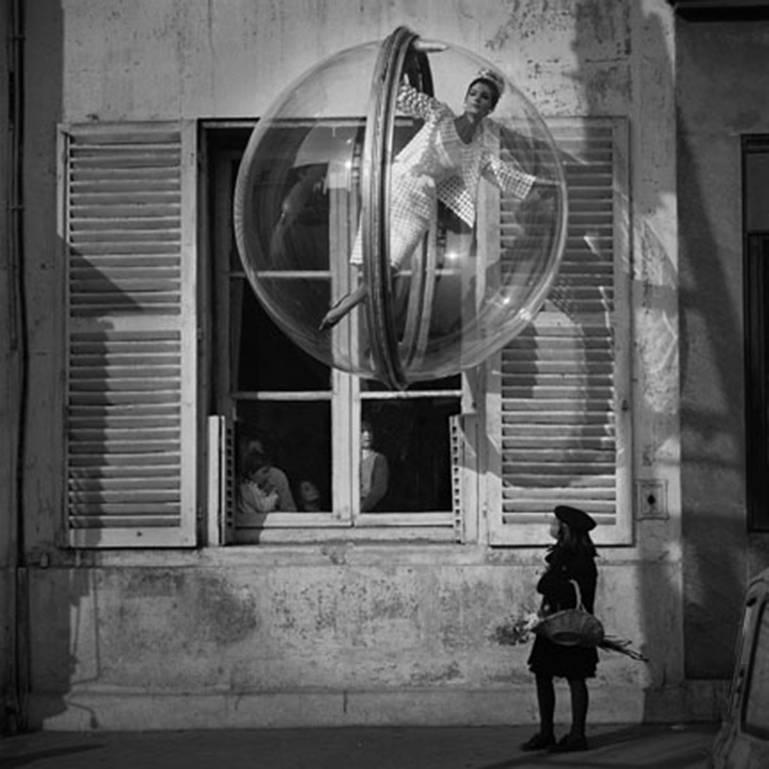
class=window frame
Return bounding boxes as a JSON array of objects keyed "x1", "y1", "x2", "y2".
[
  {"x1": 743, "y1": 134, "x2": 769, "y2": 533},
  {"x1": 202, "y1": 121, "x2": 470, "y2": 544}
]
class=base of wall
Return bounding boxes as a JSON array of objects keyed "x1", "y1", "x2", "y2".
[{"x1": 29, "y1": 681, "x2": 728, "y2": 731}]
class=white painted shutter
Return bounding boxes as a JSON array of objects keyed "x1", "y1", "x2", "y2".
[
  {"x1": 206, "y1": 414, "x2": 236, "y2": 545},
  {"x1": 60, "y1": 122, "x2": 198, "y2": 547},
  {"x1": 488, "y1": 118, "x2": 631, "y2": 546}
]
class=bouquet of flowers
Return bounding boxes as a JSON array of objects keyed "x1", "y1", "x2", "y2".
[
  {"x1": 492, "y1": 610, "x2": 648, "y2": 662},
  {"x1": 492, "y1": 611, "x2": 541, "y2": 646}
]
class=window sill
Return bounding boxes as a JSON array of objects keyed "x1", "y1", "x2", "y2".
[{"x1": 234, "y1": 524, "x2": 457, "y2": 545}]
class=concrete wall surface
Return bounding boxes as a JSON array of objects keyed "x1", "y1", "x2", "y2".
[
  {"x1": 0, "y1": 0, "x2": 699, "y2": 730},
  {"x1": 26, "y1": 551, "x2": 691, "y2": 729}
]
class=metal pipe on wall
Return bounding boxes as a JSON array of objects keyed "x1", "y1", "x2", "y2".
[{"x1": 6, "y1": 0, "x2": 29, "y2": 735}]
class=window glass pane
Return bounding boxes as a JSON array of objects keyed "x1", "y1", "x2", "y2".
[
  {"x1": 744, "y1": 602, "x2": 769, "y2": 739},
  {"x1": 361, "y1": 396, "x2": 460, "y2": 512},
  {"x1": 235, "y1": 283, "x2": 331, "y2": 392},
  {"x1": 236, "y1": 401, "x2": 331, "y2": 512}
]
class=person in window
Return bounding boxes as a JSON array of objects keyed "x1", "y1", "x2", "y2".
[
  {"x1": 298, "y1": 479, "x2": 322, "y2": 512},
  {"x1": 521, "y1": 505, "x2": 599, "y2": 754},
  {"x1": 319, "y1": 66, "x2": 542, "y2": 331},
  {"x1": 238, "y1": 445, "x2": 297, "y2": 514},
  {"x1": 239, "y1": 435, "x2": 298, "y2": 511},
  {"x1": 360, "y1": 420, "x2": 389, "y2": 512}
]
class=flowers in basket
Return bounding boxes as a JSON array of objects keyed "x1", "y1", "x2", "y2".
[{"x1": 492, "y1": 609, "x2": 648, "y2": 663}]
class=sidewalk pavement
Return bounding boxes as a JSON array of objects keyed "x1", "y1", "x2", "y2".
[{"x1": 1, "y1": 723, "x2": 718, "y2": 769}]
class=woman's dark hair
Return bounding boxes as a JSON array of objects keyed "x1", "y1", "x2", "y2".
[{"x1": 466, "y1": 77, "x2": 501, "y2": 109}]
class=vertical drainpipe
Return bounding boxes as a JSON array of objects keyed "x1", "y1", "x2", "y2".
[{"x1": 6, "y1": 0, "x2": 28, "y2": 734}]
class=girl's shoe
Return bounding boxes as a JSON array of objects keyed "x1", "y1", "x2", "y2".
[
  {"x1": 520, "y1": 732, "x2": 556, "y2": 751},
  {"x1": 549, "y1": 733, "x2": 589, "y2": 752}
]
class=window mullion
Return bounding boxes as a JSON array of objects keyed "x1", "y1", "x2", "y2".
[{"x1": 333, "y1": 368, "x2": 356, "y2": 523}]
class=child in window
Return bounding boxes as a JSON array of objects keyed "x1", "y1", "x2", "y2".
[{"x1": 238, "y1": 448, "x2": 295, "y2": 514}]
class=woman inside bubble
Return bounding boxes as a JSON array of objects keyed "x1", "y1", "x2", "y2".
[{"x1": 319, "y1": 64, "x2": 548, "y2": 331}]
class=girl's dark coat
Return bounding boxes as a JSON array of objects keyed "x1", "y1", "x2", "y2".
[{"x1": 527, "y1": 546, "x2": 599, "y2": 679}]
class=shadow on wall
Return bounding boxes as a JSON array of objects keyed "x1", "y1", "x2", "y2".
[
  {"x1": 676, "y1": 58, "x2": 749, "y2": 676},
  {"x1": 483, "y1": 0, "x2": 703, "y2": 723},
  {"x1": 29, "y1": 258, "x2": 156, "y2": 729},
  {"x1": 29, "y1": 181, "x2": 194, "y2": 726},
  {"x1": 14, "y1": 0, "x2": 82, "y2": 734},
  {"x1": 571, "y1": 2, "x2": 745, "y2": 713}
]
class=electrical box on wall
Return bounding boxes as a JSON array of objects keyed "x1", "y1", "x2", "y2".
[{"x1": 636, "y1": 479, "x2": 668, "y2": 519}]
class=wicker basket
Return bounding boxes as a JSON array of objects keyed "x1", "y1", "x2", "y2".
[{"x1": 534, "y1": 580, "x2": 604, "y2": 648}]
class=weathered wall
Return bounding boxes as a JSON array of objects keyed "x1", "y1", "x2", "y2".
[
  {"x1": 9, "y1": 0, "x2": 691, "y2": 729},
  {"x1": 27, "y1": 550, "x2": 690, "y2": 729},
  {"x1": 676, "y1": 17, "x2": 769, "y2": 679},
  {"x1": 59, "y1": 0, "x2": 632, "y2": 122}
]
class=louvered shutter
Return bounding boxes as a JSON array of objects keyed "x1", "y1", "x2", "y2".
[
  {"x1": 60, "y1": 122, "x2": 198, "y2": 547},
  {"x1": 487, "y1": 117, "x2": 631, "y2": 546}
]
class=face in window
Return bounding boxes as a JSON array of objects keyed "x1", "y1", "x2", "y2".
[
  {"x1": 249, "y1": 465, "x2": 271, "y2": 486},
  {"x1": 361, "y1": 422, "x2": 374, "y2": 451},
  {"x1": 299, "y1": 480, "x2": 321, "y2": 511}
]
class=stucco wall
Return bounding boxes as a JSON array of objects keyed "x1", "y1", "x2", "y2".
[
  {"x1": 676, "y1": 17, "x2": 769, "y2": 679},
  {"x1": 27, "y1": 549, "x2": 691, "y2": 729},
  {"x1": 6, "y1": 0, "x2": 692, "y2": 729}
]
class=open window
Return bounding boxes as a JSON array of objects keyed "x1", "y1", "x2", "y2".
[{"x1": 205, "y1": 124, "x2": 465, "y2": 544}]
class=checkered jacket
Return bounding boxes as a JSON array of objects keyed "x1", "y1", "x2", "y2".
[{"x1": 394, "y1": 83, "x2": 536, "y2": 226}]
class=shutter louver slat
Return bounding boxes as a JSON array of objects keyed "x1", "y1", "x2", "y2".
[
  {"x1": 62, "y1": 123, "x2": 196, "y2": 547},
  {"x1": 492, "y1": 118, "x2": 630, "y2": 543}
]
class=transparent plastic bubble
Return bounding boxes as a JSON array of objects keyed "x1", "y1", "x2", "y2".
[{"x1": 234, "y1": 27, "x2": 567, "y2": 389}]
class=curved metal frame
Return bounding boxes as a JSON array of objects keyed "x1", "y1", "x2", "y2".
[{"x1": 360, "y1": 26, "x2": 421, "y2": 389}]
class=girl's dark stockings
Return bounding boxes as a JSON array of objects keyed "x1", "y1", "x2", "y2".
[
  {"x1": 535, "y1": 675, "x2": 589, "y2": 739},
  {"x1": 567, "y1": 678, "x2": 589, "y2": 737},
  {"x1": 535, "y1": 674, "x2": 555, "y2": 738}
]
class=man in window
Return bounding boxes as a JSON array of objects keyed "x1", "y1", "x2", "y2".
[{"x1": 360, "y1": 421, "x2": 389, "y2": 512}]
